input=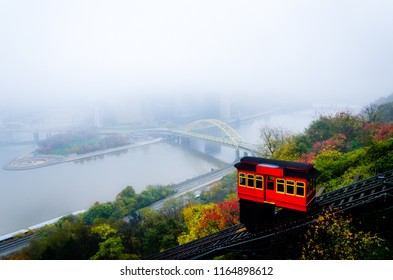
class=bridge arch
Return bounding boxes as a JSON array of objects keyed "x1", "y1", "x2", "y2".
[{"x1": 185, "y1": 119, "x2": 245, "y2": 148}]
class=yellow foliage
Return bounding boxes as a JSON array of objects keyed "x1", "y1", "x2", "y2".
[
  {"x1": 302, "y1": 209, "x2": 388, "y2": 259},
  {"x1": 272, "y1": 136, "x2": 301, "y2": 161},
  {"x1": 91, "y1": 224, "x2": 117, "y2": 240},
  {"x1": 177, "y1": 200, "x2": 239, "y2": 245}
]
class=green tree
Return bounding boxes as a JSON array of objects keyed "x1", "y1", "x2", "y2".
[
  {"x1": 375, "y1": 102, "x2": 393, "y2": 123},
  {"x1": 117, "y1": 185, "x2": 136, "y2": 199},
  {"x1": 91, "y1": 237, "x2": 127, "y2": 260},
  {"x1": 135, "y1": 185, "x2": 176, "y2": 210},
  {"x1": 199, "y1": 171, "x2": 237, "y2": 203},
  {"x1": 366, "y1": 138, "x2": 393, "y2": 173},
  {"x1": 113, "y1": 186, "x2": 138, "y2": 217},
  {"x1": 22, "y1": 221, "x2": 100, "y2": 260},
  {"x1": 138, "y1": 207, "x2": 185, "y2": 256},
  {"x1": 83, "y1": 203, "x2": 115, "y2": 225}
]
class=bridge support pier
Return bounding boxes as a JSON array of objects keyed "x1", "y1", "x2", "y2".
[
  {"x1": 171, "y1": 135, "x2": 179, "y2": 144},
  {"x1": 236, "y1": 149, "x2": 250, "y2": 160},
  {"x1": 236, "y1": 149, "x2": 240, "y2": 160}
]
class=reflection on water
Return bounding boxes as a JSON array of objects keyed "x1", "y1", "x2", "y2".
[
  {"x1": 0, "y1": 141, "x2": 229, "y2": 235},
  {"x1": 73, "y1": 148, "x2": 129, "y2": 164}
]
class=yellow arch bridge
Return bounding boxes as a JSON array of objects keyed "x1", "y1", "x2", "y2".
[
  {"x1": 148, "y1": 119, "x2": 259, "y2": 156},
  {"x1": 1, "y1": 119, "x2": 260, "y2": 156}
]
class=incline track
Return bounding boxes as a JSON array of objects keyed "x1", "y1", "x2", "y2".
[{"x1": 147, "y1": 170, "x2": 393, "y2": 260}]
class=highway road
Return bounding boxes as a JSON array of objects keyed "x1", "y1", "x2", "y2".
[
  {"x1": 0, "y1": 235, "x2": 37, "y2": 258},
  {"x1": 149, "y1": 165, "x2": 235, "y2": 210}
]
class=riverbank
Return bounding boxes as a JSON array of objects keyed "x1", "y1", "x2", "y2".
[{"x1": 3, "y1": 138, "x2": 163, "y2": 171}]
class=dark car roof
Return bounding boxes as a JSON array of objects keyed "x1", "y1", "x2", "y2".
[{"x1": 234, "y1": 156, "x2": 321, "y2": 179}]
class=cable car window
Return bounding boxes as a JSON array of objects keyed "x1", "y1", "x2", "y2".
[
  {"x1": 307, "y1": 180, "x2": 311, "y2": 195},
  {"x1": 276, "y1": 179, "x2": 285, "y2": 193},
  {"x1": 247, "y1": 174, "x2": 255, "y2": 188},
  {"x1": 286, "y1": 180, "x2": 294, "y2": 195},
  {"x1": 308, "y1": 179, "x2": 316, "y2": 195},
  {"x1": 239, "y1": 173, "x2": 246, "y2": 187},
  {"x1": 256, "y1": 175, "x2": 263, "y2": 189},
  {"x1": 267, "y1": 176, "x2": 275, "y2": 190},
  {"x1": 296, "y1": 182, "x2": 305, "y2": 197}
]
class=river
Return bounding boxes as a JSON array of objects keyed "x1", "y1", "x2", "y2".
[{"x1": 0, "y1": 111, "x2": 314, "y2": 236}]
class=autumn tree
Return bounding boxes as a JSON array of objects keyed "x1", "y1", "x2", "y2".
[
  {"x1": 178, "y1": 197, "x2": 239, "y2": 245},
  {"x1": 302, "y1": 210, "x2": 389, "y2": 259},
  {"x1": 90, "y1": 224, "x2": 129, "y2": 260},
  {"x1": 306, "y1": 111, "x2": 363, "y2": 151},
  {"x1": 362, "y1": 123, "x2": 393, "y2": 144}
]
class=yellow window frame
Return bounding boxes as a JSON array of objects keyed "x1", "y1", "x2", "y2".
[
  {"x1": 239, "y1": 173, "x2": 246, "y2": 187},
  {"x1": 247, "y1": 174, "x2": 255, "y2": 188},
  {"x1": 255, "y1": 175, "x2": 263, "y2": 190},
  {"x1": 276, "y1": 178, "x2": 285, "y2": 194},
  {"x1": 286, "y1": 180, "x2": 295, "y2": 195},
  {"x1": 296, "y1": 181, "x2": 305, "y2": 197}
]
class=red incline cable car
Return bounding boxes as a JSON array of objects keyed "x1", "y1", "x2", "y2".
[{"x1": 234, "y1": 157, "x2": 321, "y2": 226}]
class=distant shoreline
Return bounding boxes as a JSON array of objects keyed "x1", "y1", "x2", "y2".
[{"x1": 3, "y1": 138, "x2": 163, "y2": 171}]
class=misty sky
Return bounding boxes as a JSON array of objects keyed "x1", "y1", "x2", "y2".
[{"x1": 1, "y1": 0, "x2": 393, "y2": 108}]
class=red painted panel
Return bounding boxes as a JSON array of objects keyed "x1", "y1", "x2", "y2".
[
  {"x1": 265, "y1": 188, "x2": 277, "y2": 204},
  {"x1": 276, "y1": 194, "x2": 304, "y2": 207},
  {"x1": 275, "y1": 193, "x2": 315, "y2": 212},
  {"x1": 256, "y1": 165, "x2": 283, "y2": 177},
  {"x1": 238, "y1": 185, "x2": 265, "y2": 203},
  {"x1": 238, "y1": 193, "x2": 265, "y2": 203}
]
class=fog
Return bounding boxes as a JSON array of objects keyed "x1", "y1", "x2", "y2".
[
  {"x1": 2, "y1": 0, "x2": 393, "y2": 240},
  {"x1": 1, "y1": 0, "x2": 393, "y2": 122}
]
